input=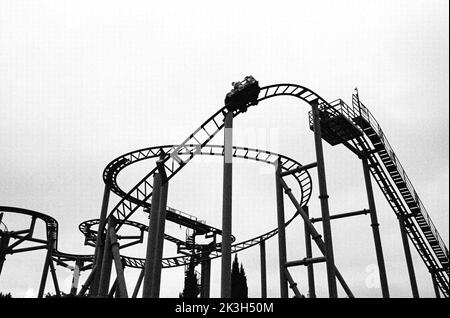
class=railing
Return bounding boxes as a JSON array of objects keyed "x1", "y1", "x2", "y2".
[
  {"x1": 350, "y1": 95, "x2": 449, "y2": 261},
  {"x1": 167, "y1": 206, "x2": 206, "y2": 224},
  {"x1": 309, "y1": 99, "x2": 358, "y2": 128}
]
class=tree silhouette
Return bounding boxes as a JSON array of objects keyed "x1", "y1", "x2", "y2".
[
  {"x1": 231, "y1": 254, "x2": 248, "y2": 298},
  {"x1": 180, "y1": 258, "x2": 199, "y2": 298}
]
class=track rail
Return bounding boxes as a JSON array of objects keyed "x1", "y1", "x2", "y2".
[
  {"x1": 102, "y1": 144, "x2": 312, "y2": 234},
  {"x1": 310, "y1": 96, "x2": 449, "y2": 296},
  {"x1": 105, "y1": 84, "x2": 328, "y2": 233},
  {"x1": 0, "y1": 206, "x2": 93, "y2": 264}
]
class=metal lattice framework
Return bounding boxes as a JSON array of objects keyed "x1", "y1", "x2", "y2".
[{"x1": 1, "y1": 81, "x2": 448, "y2": 298}]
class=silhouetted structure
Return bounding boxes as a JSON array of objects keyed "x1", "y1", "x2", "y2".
[{"x1": 0, "y1": 78, "x2": 448, "y2": 299}]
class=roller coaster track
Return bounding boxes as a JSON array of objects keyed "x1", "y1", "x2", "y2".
[
  {"x1": 0, "y1": 203, "x2": 300, "y2": 270},
  {"x1": 2, "y1": 83, "x2": 447, "y2": 297},
  {"x1": 102, "y1": 83, "x2": 447, "y2": 296},
  {"x1": 0, "y1": 143, "x2": 310, "y2": 270},
  {"x1": 99, "y1": 144, "x2": 312, "y2": 235},
  {"x1": 0, "y1": 206, "x2": 94, "y2": 266},
  {"x1": 309, "y1": 96, "x2": 449, "y2": 297},
  {"x1": 105, "y1": 84, "x2": 328, "y2": 234},
  {"x1": 89, "y1": 143, "x2": 312, "y2": 267}
]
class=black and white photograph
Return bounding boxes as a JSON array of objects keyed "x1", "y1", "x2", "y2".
[{"x1": 0, "y1": 0, "x2": 448, "y2": 311}]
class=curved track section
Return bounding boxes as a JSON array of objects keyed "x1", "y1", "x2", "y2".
[
  {"x1": 101, "y1": 144, "x2": 311, "y2": 238},
  {"x1": 1, "y1": 142, "x2": 310, "y2": 269},
  {"x1": 104, "y1": 84, "x2": 325, "y2": 232},
  {"x1": 124, "y1": 210, "x2": 301, "y2": 269},
  {"x1": 0, "y1": 206, "x2": 93, "y2": 264},
  {"x1": 90, "y1": 144, "x2": 311, "y2": 268},
  {"x1": 102, "y1": 82, "x2": 448, "y2": 294},
  {"x1": 80, "y1": 218, "x2": 186, "y2": 247}
]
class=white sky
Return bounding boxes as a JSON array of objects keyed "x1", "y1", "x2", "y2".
[{"x1": 0, "y1": 0, "x2": 448, "y2": 298}]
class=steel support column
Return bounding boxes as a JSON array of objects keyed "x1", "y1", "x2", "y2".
[
  {"x1": 398, "y1": 215, "x2": 419, "y2": 298},
  {"x1": 132, "y1": 268, "x2": 145, "y2": 298},
  {"x1": 431, "y1": 272, "x2": 441, "y2": 298},
  {"x1": 90, "y1": 182, "x2": 111, "y2": 296},
  {"x1": 362, "y1": 157, "x2": 389, "y2": 298},
  {"x1": 311, "y1": 99, "x2": 337, "y2": 298},
  {"x1": 275, "y1": 160, "x2": 288, "y2": 298},
  {"x1": 49, "y1": 260, "x2": 61, "y2": 297},
  {"x1": 108, "y1": 217, "x2": 128, "y2": 298},
  {"x1": 37, "y1": 241, "x2": 53, "y2": 298},
  {"x1": 200, "y1": 256, "x2": 211, "y2": 298},
  {"x1": 78, "y1": 265, "x2": 97, "y2": 296},
  {"x1": 70, "y1": 259, "x2": 82, "y2": 296},
  {"x1": 142, "y1": 172, "x2": 162, "y2": 298},
  {"x1": 0, "y1": 234, "x2": 10, "y2": 276},
  {"x1": 260, "y1": 239, "x2": 267, "y2": 298},
  {"x1": 303, "y1": 206, "x2": 316, "y2": 298},
  {"x1": 151, "y1": 164, "x2": 169, "y2": 298},
  {"x1": 98, "y1": 220, "x2": 114, "y2": 297},
  {"x1": 221, "y1": 111, "x2": 233, "y2": 298}
]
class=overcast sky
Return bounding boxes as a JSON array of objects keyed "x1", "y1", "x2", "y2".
[{"x1": 0, "y1": 0, "x2": 448, "y2": 298}]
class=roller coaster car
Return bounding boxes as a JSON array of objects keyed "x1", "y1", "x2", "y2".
[{"x1": 224, "y1": 75, "x2": 260, "y2": 112}]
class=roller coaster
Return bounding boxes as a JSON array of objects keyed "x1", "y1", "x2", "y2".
[{"x1": 0, "y1": 78, "x2": 448, "y2": 298}]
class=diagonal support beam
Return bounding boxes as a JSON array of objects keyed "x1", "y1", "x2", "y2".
[
  {"x1": 279, "y1": 177, "x2": 354, "y2": 298},
  {"x1": 77, "y1": 265, "x2": 98, "y2": 296},
  {"x1": 132, "y1": 267, "x2": 145, "y2": 298},
  {"x1": 283, "y1": 268, "x2": 302, "y2": 298},
  {"x1": 49, "y1": 259, "x2": 61, "y2": 297}
]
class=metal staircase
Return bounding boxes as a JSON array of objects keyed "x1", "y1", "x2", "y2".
[{"x1": 310, "y1": 95, "x2": 449, "y2": 297}]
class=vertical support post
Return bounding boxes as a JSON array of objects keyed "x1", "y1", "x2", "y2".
[
  {"x1": 310, "y1": 99, "x2": 337, "y2": 298},
  {"x1": 142, "y1": 172, "x2": 162, "y2": 298},
  {"x1": 221, "y1": 111, "x2": 233, "y2": 298},
  {"x1": 398, "y1": 215, "x2": 419, "y2": 298},
  {"x1": 260, "y1": 239, "x2": 267, "y2": 298},
  {"x1": 362, "y1": 157, "x2": 390, "y2": 298},
  {"x1": 90, "y1": 182, "x2": 111, "y2": 296},
  {"x1": 151, "y1": 160, "x2": 169, "y2": 298},
  {"x1": 49, "y1": 260, "x2": 61, "y2": 297},
  {"x1": 70, "y1": 259, "x2": 82, "y2": 296},
  {"x1": 303, "y1": 206, "x2": 316, "y2": 298},
  {"x1": 37, "y1": 241, "x2": 53, "y2": 298},
  {"x1": 275, "y1": 160, "x2": 288, "y2": 298},
  {"x1": 0, "y1": 234, "x2": 10, "y2": 276},
  {"x1": 108, "y1": 217, "x2": 128, "y2": 298},
  {"x1": 431, "y1": 273, "x2": 441, "y2": 298},
  {"x1": 200, "y1": 256, "x2": 211, "y2": 298},
  {"x1": 98, "y1": 219, "x2": 114, "y2": 297}
]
